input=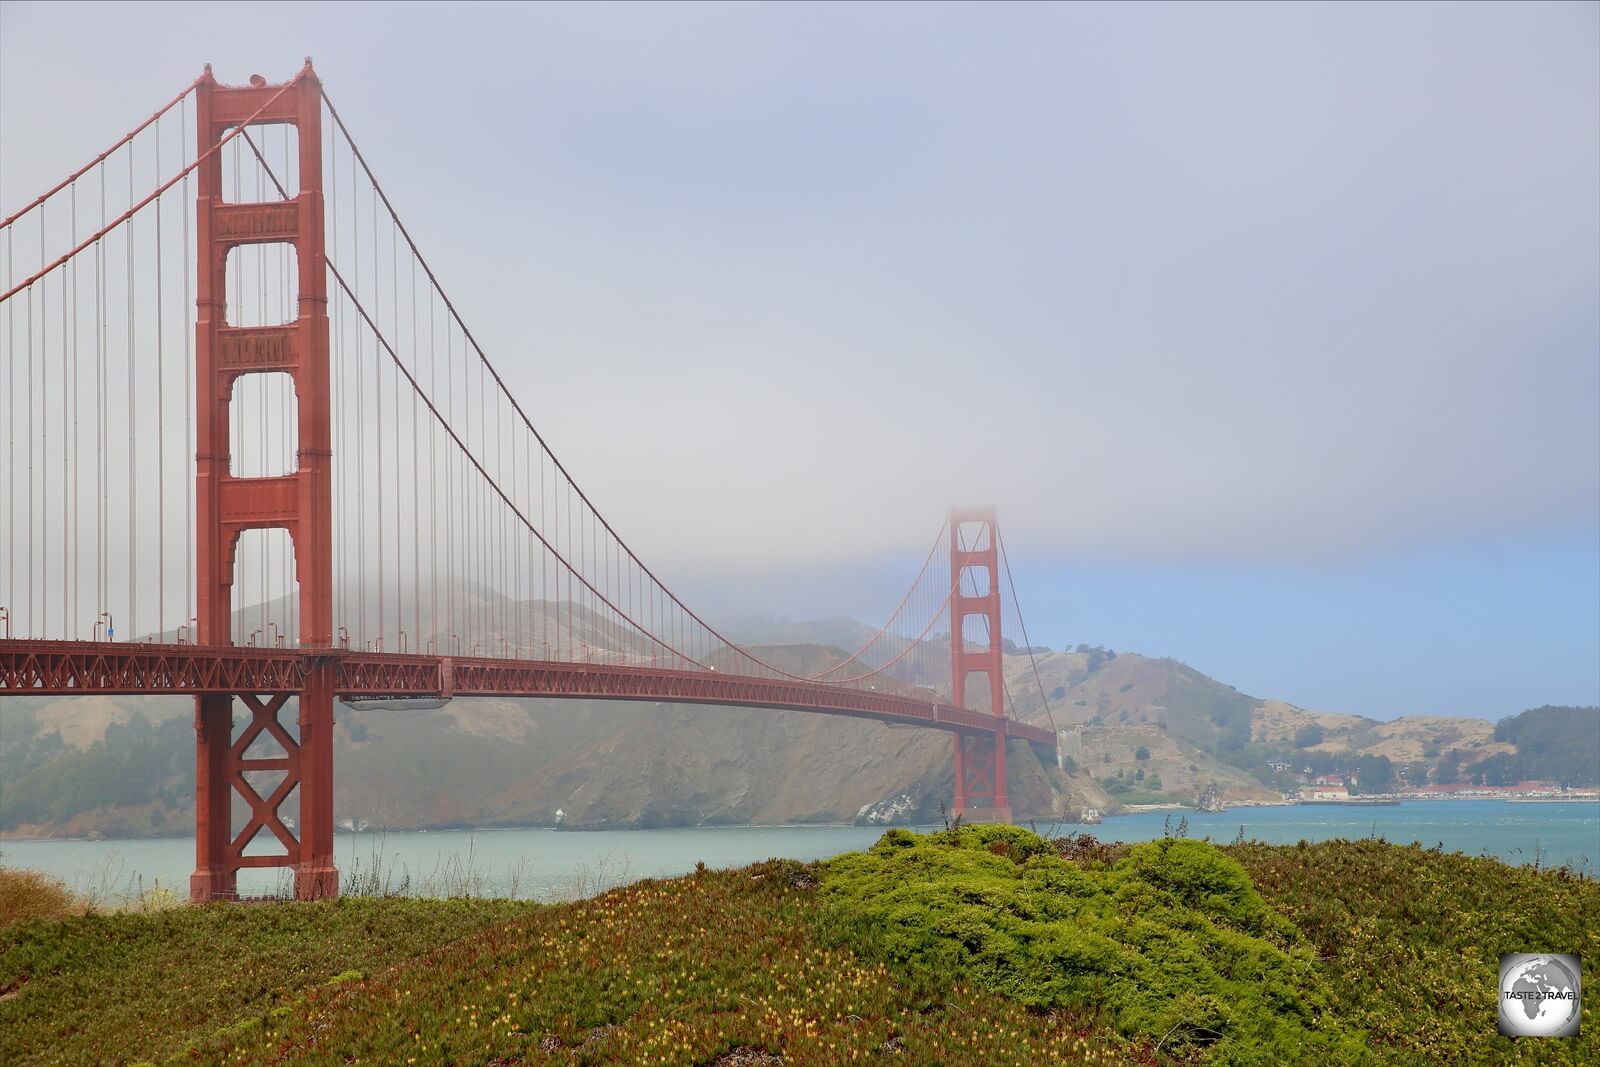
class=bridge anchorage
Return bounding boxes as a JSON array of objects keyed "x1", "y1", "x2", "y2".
[{"x1": 0, "y1": 63, "x2": 1055, "y2": 901}]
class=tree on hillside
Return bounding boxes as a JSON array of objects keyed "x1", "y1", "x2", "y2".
[
  {"x1": 1471, "y1": 752, "x2": 1516, "y2": 787},
  {"x1": 1492, "y1": 706, "x2": 1600, "y2": 787},
  {"x1": 1304, "y1": 750, "x2": 1337, "y2": 776},
  {"x1": 1135, "y1": 745, "x2": 1150, "y2": 761},
  {"x1": 1293, "y1": 723, "x2": 1325, "y2": 749},
  {"x1": 1434, "y1": 750, "x2": 1462, "y2": 785},
  {"x1": 1351, "y1": 754, "x2": 1395, "y2": 795}
]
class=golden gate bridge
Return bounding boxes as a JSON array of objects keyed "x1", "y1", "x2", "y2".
[{"x1": 0, "y1": 62, "x2": 1057, "y2": 900}]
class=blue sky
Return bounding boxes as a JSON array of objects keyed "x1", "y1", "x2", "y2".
[{"x1": 1, "y1": 1, "x2": 1596, "y2": 720}]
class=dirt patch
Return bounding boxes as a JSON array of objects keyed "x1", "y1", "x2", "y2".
[{"x1": 708, "y1": 1047, "x2": 783, "y2": 1066}]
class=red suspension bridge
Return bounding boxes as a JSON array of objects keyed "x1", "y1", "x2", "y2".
[{"x1": 0, "y1": 63, "x2": 1057, "y2": 901}]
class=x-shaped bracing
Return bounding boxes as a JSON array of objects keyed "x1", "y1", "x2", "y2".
[{"x1": 227, "y1": 693, "x2": 302, "y2": 864}]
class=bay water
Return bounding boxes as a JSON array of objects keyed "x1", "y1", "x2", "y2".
[{"x1": 2, "y1": 799, "x2": 1594, "y2": 903}]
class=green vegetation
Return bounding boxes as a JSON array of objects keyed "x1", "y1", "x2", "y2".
[
  {"x1": 822, "y1": 826, "x2": 1353, "y2": 1064},
  {"x1": 0, "y1": 869, "x2": 79, "y2": 927},
  {"x1": 2, "y1": 833, "x2": 1596, "y2": 1065},
  {"x1": 1350, "y1": 753, "x2": 1395, "y2": 794},
  {"x1": 0, "y1": 714, "x2": 193, "y2": 833},
  {"x1": 1292, "y1": 723, "x2": 1324, "y2": 748},
  {"x1": 0, "y1": 893, "x2": 533, "y2": 1066},
  {"x1": 1486, "y1": 705, "x2": 1600, "y2": 786},
  {"x1": 1235, "y1": 838, "x2": 1600, "y2": 1064}
]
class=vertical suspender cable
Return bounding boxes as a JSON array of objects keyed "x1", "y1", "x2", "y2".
[
  {"x1": 38, "y1": 209, "x2": 47, "y2": 636},
  {"x1": 429, "y1": 266, "x2": 437, "y2": 648},
  {"x1": 127, "y1": 148, "x2": 137, "y2": 638},
  {"x1": 353, "y1": 147, "x2": 365, "y2": 646},
  {"x1": 155, "y1": 116, "x2": 166, "y2": 637},
  {"x1": 445, "y1": 315, "x2": 454, "y2": 648},
  {"x1": 4, "y1": 222, "x2": 12, "y2": 626},
  {"x1": 389, "y1": 215, "x2": 399, "y2": 645},
  {"x1": 374, "y1": 188, "x2": 383, "y2": 648},
  {"x1": 182, "y1": 96, "x2": 193, "y2": 637},
  {"x1": 411, "y1": 254, "x2": 420, "y2": 648},
  {"x1": 97, "y1": 165, "x2": 105, "y2": 627},
  {"x1": 26, "y1": 270, "x2": 33, "y2": 633},
  {"x1": 65, "y1": 184, "x2": 76, "y2": 634}
]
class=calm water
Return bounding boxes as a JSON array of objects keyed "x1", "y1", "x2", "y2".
[{"x1": 2, "y1": 800, "x2": 1595, "y2": 901}]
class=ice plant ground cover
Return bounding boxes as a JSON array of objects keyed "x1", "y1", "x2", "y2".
[{"x1": 0, "y1": 830, "x2": 1595, "y2": 1065}]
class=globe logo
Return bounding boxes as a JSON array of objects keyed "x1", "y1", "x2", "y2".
[{"x1": 1498, "y1": 953, "x2": 1581, "y2": 1037}]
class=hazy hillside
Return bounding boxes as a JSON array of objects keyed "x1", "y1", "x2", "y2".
[{"x1": 2, "y1": 617, "x2": 1592, "y2": 839}]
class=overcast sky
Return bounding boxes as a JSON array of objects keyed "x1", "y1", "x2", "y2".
[{"x1": 2, "y1": 1, "x2": 1596, "y2": 719}]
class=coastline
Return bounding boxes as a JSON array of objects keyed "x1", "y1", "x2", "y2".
[{"x1": 5, "y1": 795, "x2": 1598, "y2": 844}]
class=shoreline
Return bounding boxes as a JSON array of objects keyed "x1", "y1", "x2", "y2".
[{"x1": 8, "y1": 796, "x2": 1598, "y2": 845}]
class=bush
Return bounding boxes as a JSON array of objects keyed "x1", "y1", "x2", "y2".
[
  {"x1": 820, "y1": 826, "x2": 1357, "y2": 1064},
  {"x1": 1293, "y1": 724, "x2": 1325, "y2": 749},
  {"x1": 1135, "y1": 745, "x2": 1150, "y2": 761},
  {"x1": 0, "y1": 868, "x2": 79, "y2": 927}
]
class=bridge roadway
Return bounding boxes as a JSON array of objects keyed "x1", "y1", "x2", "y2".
[{"x1": 0, "y1": 639, "x2": 1058, "y2": 749}]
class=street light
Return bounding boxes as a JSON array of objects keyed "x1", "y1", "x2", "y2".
[
  {"x1": 248, "y1": 628, "x2": 263, "y2": 647},
  {"x1": 0, "y1": 606, "x2": 9, "y2": 640}
]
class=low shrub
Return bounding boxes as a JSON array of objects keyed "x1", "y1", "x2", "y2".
[
  {"x1": 0, "y1": 868, "x2": 79, "y2": 927},
  {"x1": 820, "y1": 825, "x2": 1360, "y2": 1064}
]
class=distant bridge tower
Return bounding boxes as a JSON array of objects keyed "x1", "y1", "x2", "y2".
[
  {"x1": 190, "y1": 62, "x2": 338, "y2": 901},
  {"x1": 949, "y1": 508, "x2": 1011, "y2": 822}
]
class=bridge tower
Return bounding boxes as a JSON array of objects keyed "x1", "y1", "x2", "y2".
[
  {"x1": 949, "y1": 509, "x2": 1012, "y2": 822},
  {"x1": 190, "y1": 63, "x2": 338, "y2": 901}
]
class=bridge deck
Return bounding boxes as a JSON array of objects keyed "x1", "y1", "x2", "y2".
[{"x1": 0, "y1": 640, "x2": 1056, "y2": 746}]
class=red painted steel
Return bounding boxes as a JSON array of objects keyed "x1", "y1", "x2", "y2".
[
  {"x1": 949, "y1": 508, "x2": 1013, "y2": 822},
  {"x1": 0, "y1": 640, "x2": 1055, "y2": 748},
  {"x1": 191, "y1": 62, "x2": 337, "y2": 901},
  {"x1": 2, "y1": 69, "x2": 1061, "y2": 904}
]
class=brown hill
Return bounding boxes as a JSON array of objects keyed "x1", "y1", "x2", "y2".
[{"x1": 0, "y1": 628, "x2": 1559, "y2": 840}]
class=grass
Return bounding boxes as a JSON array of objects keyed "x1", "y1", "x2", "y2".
[
  {"x1": 168, "y1": 858, "x2": 1148, "y2": 1066},
  {"x1": 1229, "y1": 838, "x2": 1600, "y2": 1065},
  {"x1": 0, "y1": 869, "x2": 81, "y2": 927},
  {"x1": 0, "y1": 895, "x2": 535, "y2": 1066},
  {"x1": 0, "y1": 834, "x2": 1595, "y2": 1065}
]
